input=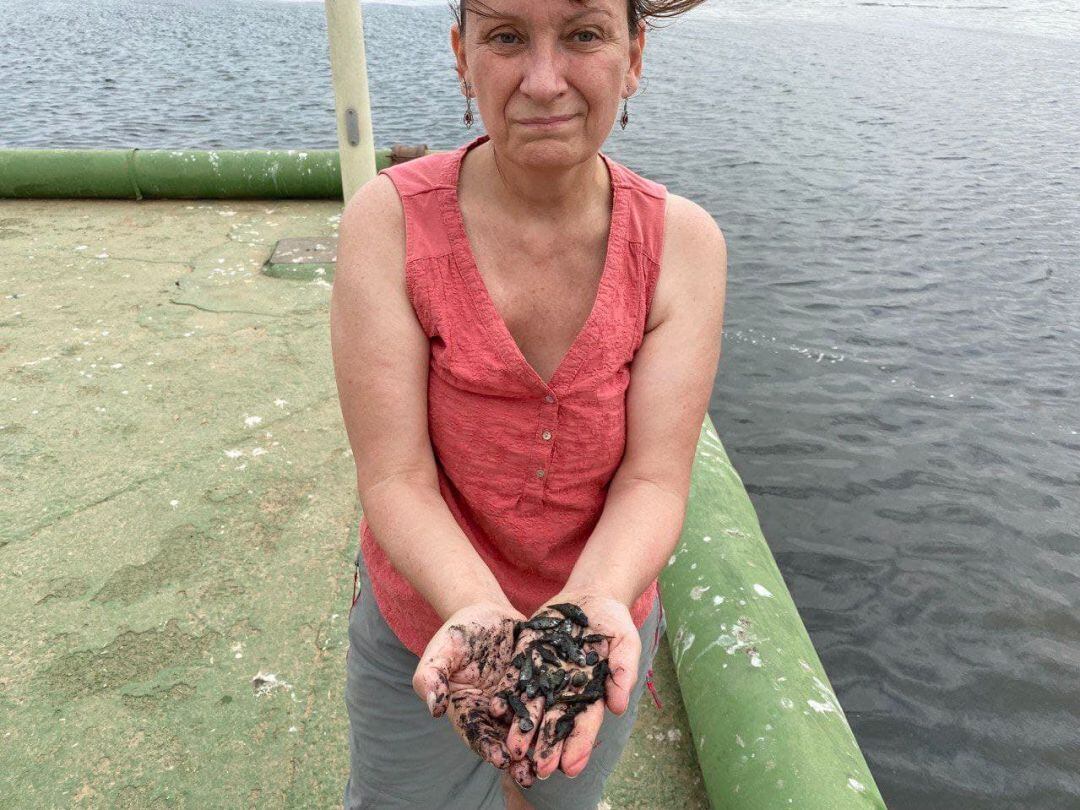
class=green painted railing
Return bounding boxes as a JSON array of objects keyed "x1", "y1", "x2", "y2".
[
  {"x1": 0, "y1": 148, "x2": 411, "y2": 199},
  {"x1": 659, "y1": 414, "x2": 886, "y2": 808}
]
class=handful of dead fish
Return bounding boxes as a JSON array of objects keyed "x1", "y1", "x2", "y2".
[{"x1": 499, "y1": 602, "x2": 612, "y2": 745}]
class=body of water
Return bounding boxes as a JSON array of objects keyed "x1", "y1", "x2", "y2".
[{"x1": 2, "y1": 0, "x2": 1077, "y2": 807}]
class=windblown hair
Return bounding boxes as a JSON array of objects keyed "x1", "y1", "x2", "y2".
[{"x1": 450, "y1": 0, "x2": 709, "y2": 39}]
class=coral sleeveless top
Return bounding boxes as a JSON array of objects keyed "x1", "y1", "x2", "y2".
[{"x1": 358, "y1": 133, "x2": 668, "y2": 657}]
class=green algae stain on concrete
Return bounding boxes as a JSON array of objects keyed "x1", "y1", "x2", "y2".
[
  {"x1": 38, "y1": 620, "x2": 223, "y2": 704},
  {"x1": 89, "y1": 523, "x2": 218, "y2": 605}
]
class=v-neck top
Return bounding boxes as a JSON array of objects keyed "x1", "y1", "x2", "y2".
[{"x1": 358, "y1": 133, "x2": 668, "y2": 657}]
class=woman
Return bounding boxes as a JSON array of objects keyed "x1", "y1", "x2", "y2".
[{"x1": 330, "y1": 0, "x2": 726, "y2": 807}]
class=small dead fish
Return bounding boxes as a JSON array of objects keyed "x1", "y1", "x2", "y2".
[
  {"x1": 532, "y1": 642, "x2": 561, "y2": 667},
  {"x1": 523, "y1": 616, "x2": 562, "y2": 631},
  {"x1": 518, "y1": 717, "x2": 534, "y2": 733},
  {"x1": 552, "y1": 713, "x2": 576, "y2": 743},
  {"x1": 519, "y1": 657, "x2": 533, "y2": 683},
  {"x1": 555, "y1": 692, "x2": 598, "y2": 706},
  {"x1": 550, "y1": 633, "x2": 581, "y2": 663},
  {"x1": 546, "y1": 602, "x2": 590, "y2": 627},
  {"x1": 552, "y1": 668, "x2": 569, "y2": 691},
  {"x1": 505, "y1": 691, "x2": 529, "y2": 720}
]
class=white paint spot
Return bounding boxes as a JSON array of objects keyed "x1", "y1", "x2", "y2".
[
  {"x1": 847, "y1": 778, "x2": 866, "y2": 793},
  {"x1": 753, "y1": 583, "x2": 774, "y2": 598},
  {"x1": 667, "y1": 554, "x2": 677, "y2": 567},
  {"x1": 251, "y1": 447, "x2": 267, "y2": 457},
  {"x1": 244, "y1": 415, "x2": 263, "y2": 428},
  {"x1": 807, "y1": 699, "x2": 834, "y2": 714},
  {"x1": 735, "y1": 734, "x2": 745, "y2": 748},
  {"x1": 689, "y1": 585, "x2": 710, "y2": 601},
  {"x1": 712, "y1": 595, "x2": 725, "y2": 606},
  {"x1": 169, "y1": 500, "x2": 179, "y2": 508},
  {"x1": 780, "y1": 697, "x2": 794, "y2": 709},
  {"x1": 666, "y1": 728, "x2": 681, "y2": 742},
  {"x1": 702, "y1": 535, "x2": 711, "y2": 543},
  {"x1": 224, "y1": 449, "x2": 244, "y2": 458},
  {"x1": 251, "y1": 671, "x2": 295, "y2": 698}
]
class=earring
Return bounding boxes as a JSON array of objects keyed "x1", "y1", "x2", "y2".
[
  {"x1": 620, "y1": 89, "x2": 630, "y2": 130},
  {"x1": 462, "y1": 81, "x2": 474, "y2": 129}
]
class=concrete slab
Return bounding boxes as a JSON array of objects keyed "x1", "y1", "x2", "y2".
[{"x1": 0, "y1": 199, "x2": 707, "y2": 808}]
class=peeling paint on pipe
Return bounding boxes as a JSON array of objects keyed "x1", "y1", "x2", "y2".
[
  {"x1": 658, "y1": 414, "x2": 887, "y2": 808},
  {"x1": 0, "y1": 147, "x2": 409, "y2": 199}
]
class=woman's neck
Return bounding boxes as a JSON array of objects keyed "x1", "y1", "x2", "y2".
[{"x1": 463, "y1": 139, "x2": 611, "y2": 226}]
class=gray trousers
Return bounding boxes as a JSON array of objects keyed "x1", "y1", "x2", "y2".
[{"x1": 343, "y1": 551, "x2": 665, "y2": 809}]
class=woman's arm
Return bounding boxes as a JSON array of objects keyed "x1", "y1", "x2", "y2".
[
  {"x1": 566, "y1": 193, "x2": 728, "y2": 607},
  {"x1": 330, "y1": 175, "x2": 513, "y2": 621}
]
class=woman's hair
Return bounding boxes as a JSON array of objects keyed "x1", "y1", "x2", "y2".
[{"x1": 450, "y1": 0, "x2": 709, "y2": 39}]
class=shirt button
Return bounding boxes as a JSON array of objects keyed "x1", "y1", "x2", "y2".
[
  {"x1": 535, "y1": 468, "x2": 546, "y2": 478},
  {"x1": 541, "y1": 430, "x2": 552, "y2": 441},
  {"x1": 544, "y1": 394, "x2": 554, "y2": 403}
]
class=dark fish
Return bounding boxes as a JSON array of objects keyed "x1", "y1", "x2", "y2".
[
  {"x1": 506, "y1": 691, "x2": 530, "y2": 720},
  {"x1": 552, "y1": 713, "x2": 576, "y2": 743},
  {"x1": 552, "y1": 668, "x2": 569, "y2": 691},
  {"x1": 555, "y1": 692, "x2": 597, "y2": 706},
  {"x1": 546, "y1": 602, "x2": 590, "y2": 627},
  {"x1": 532, "y1": 643, "x2": 561, "y2": 666},
  {"x1": 523, "y1": 616, "x2": 562, "y2": 631}
]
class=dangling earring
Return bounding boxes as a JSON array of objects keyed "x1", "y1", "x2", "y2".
[
  {"x1": 620, "y1": 88, "x2": 630, "y2": 130},
  {"x1": 462, "y1": 81, "x2": 474, "y2": 129}
]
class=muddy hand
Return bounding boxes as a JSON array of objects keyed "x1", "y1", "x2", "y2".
[{"x1": 413, "y1": 601, "x2": 527, "y2": 771}]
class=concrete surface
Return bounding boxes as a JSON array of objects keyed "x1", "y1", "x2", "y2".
[{"x1": 0, "y1": 199, "x2": 708, "y2": 809}]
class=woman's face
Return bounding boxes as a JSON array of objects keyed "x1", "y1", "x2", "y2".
[{"x1": 451, "y1": 0, "x2": 644, "y2": 168}]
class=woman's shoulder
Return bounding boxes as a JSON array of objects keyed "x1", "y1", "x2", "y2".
[
  {"x1": 608, "y1": 155, "x2": 667, "y2": 201},
  {"x1": 376, "y1": 149, "x2": 456, "y2": 197}
]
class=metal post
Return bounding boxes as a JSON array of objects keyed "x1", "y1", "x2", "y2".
[{"x1": 323, "y1": 0, "x2": 376, "y2": 203}]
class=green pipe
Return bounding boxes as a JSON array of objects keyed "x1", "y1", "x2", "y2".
[
  {"x1": 658, "y1": 415, "x2": 886, "y2": 809},
  {"x1": 0, "y1": 148, "x2": 412, "y2": 199}
]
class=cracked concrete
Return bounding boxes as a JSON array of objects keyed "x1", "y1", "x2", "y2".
[{"x1": 0, "y1": 197, "x2": 706, "y2": 809}]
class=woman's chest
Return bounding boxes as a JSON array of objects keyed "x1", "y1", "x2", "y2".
[{"x1": 468, "y1": 227, "x2": 609, "y2": 387}]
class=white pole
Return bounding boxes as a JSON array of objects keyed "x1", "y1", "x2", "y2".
[{"x1": 324, "y1": 0, "x2": 376, "y2": 203}]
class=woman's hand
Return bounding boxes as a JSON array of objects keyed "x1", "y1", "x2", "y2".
[
  {"x1": 413, "y1": 601, "x2": 528, "y2": 772},
  {"x1": 491, "y1": 592, "x2": 641, "y2": 783}
]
